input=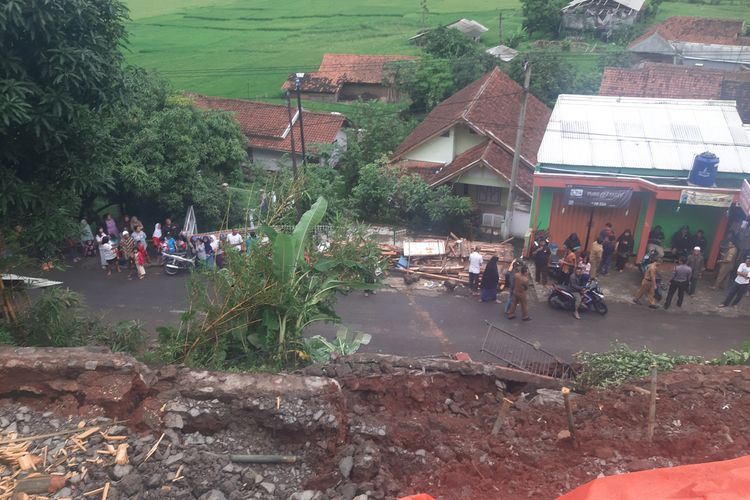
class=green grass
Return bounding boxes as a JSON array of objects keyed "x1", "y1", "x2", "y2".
[{"x1": 122, "y1": 0, "x2": 750, "y2": 102}]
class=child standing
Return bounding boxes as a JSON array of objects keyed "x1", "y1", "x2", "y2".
[{"x1": 135, "y1": 242, "x2": 147, "y2": 280}]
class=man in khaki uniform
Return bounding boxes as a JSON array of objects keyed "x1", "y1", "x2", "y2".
[
  {"x1": 589, "y1": 239, "x2": 603, "y2": 278},
  {"x1": 506, "y1": 266, "x2": 531, "y2": 321},
  {"x1": 711, "y1": 241, "x2": 737, "y2": 290},
  {"x1": 634, "y1": 260, "x2": 659, "y2": 309}
]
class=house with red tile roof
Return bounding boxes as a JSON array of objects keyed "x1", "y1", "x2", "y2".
[
  {"x1": 281, "y1": 54, "x2": 417, "y2": 103},
  {"x1": 628, "y1": 17, "x2": 750, "y2": 71},
  {"x1": 390, "y1": 68, "x2": 551, "y2": 236},
  {"x1": 599, "y1": 63, "x2": 750, "y2": 123},
  {"x1": 191, "y1": 95, "x2": 347, "y2": 170}
]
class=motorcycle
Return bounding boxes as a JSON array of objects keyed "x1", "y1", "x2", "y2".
[
  {"x1": 163, "y1": 252, "x2": 196, "y2": 275},
  {"x1": 548, "y1": 278, "x2": 608, "y2": 315}
]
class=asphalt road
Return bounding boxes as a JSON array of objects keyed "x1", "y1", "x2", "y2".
[{"x1": 43, "y1": 261, "x2": 747, "y2": 361}]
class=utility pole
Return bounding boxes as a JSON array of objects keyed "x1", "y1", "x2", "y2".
[
  {"x1": 498, "y1": 11, "x2": 503, "y2": 45},
  {"x1": 502, "y1": 61, "x2": 531, "y2": 240},
  {"x1": 294, "y1": 73, "x2": 307, "y2": 166},
  {"x1": 285, "y1": 90, "x2": 298, "y2": 182}
]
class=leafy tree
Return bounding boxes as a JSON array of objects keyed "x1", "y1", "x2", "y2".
[
  {"x1": 521, "y1": 0, "x2": 567, "y2": 37},
  {"x1": 396, "y1": 28, "x2": 497, "y2": 113},
  {"x1": 337, "y1": 100, "x2": 415, "y2": 190},
  {"x1": 506, "y1": 53, "x2": 599, "y2": 107},
  {"x1": 350, "y1": 159, "x2": 473, "y2": 231},
  {"x1": 109, "y1": 69, "x2": 248, "y2": 229},
  {"x1": 0, "y1": 0, "x2": 129, "y2": 258}
]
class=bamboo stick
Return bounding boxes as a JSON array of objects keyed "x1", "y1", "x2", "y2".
[
  {"x1": 491, "y1": 398, "x2": 514, "y2": 436},
  {"x1": 647, "y1": 365, "x2": 658, "y2": 442},
  {"x1": 114, "y1": 444, "x2": 129, "y2": 465},
  {"x1": 561, "y1": 387, "x2": 578, "y2": 446},
  {"x1": 229, "y1": 454, "x2": 297, "y2": 464}
]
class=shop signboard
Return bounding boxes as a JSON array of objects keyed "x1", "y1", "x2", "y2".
[
  {"x1": 402, "y1": 240, "x2": 446, "y2": 257},
  {"x1": 679, "y1": 190, "x2": 734, "y2": 208},
  {"x1": 740, "y1": 179, "x2": 750, "y2": 215},
  {"x1": 564, "y1": 185, "x2": 632, "y2": 208}
]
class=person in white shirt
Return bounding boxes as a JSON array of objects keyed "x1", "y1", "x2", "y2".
[
  {"x1": 719, "y1": 255, "x2": 750, "y2": 308},
  {"x1": 100, "y1": 236, "x2": 119, "y2": 276},
  {"x1": 468, "y1": 246, "x2": 483, "y2": 296},
  {"x1": 227, "y1": 229, "x2": 243, "y2": 252}
]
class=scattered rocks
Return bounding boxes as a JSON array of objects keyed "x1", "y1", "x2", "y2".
[
  {"x1": 164, "y1": 452, "x2": 184, "y2": 466},
  {"x1": 164, "y1": 412, "x2": 184, "y2": 429},
  {"x1": 260, "y1": 482, "x2": 276, "y2": 494},
  {"x1": 199, "y1": 490, "x2": 227, "y2": 500},
  {"x1": 289, "y1": 491, "x2": 323, "y2": 500},
  {"x1": 339, "y1": 455, "x2": 354, "y2": 479},
  {"x1": 111, "y1": 464, "x2": 133, "y2": 480}
]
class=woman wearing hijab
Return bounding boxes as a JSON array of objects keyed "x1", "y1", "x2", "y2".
[
  {"x1": 480, "y1": 256, "x2": 500, "y2": 303},
  {"x1": 152, "y1": 223, "x2": 163, "y2": 265},
  {"x1": 80, "y1": 219, "x2": 96, "y2": 257},
  {"x1": 615, "y1": 229, "x2": 634, "y2": 272},
  {"x1": 95, "y1": 227, "x2": 107, "y2": 269},
  {"x1": 203, "y1": 236, "x2": 215, "y2": 268},
  {"x1": 104, "y1": 214, "x2": 119, "y2": 239}
]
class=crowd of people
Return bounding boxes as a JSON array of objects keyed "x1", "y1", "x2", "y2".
[
  {"x1": 466, "y1": 219, "x2": 750, "y2": 322},
  {"x1": 76, "y1": 212, "x2": 267, "y2": 279}
]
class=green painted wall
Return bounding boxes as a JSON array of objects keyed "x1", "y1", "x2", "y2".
[
  {"x1": 533, "y1": 187, "x2": 556, "y2": 231},
  {"x1": 633, "y1": 195, "x2": 650, "y2": 252},
  {"x1": 652, "y1": 200, "x2": 723, "y2": 252}
]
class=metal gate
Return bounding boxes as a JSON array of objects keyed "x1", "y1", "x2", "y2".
[{"x1": 480, "y1": 321, "x2": 576, "y2": 380}]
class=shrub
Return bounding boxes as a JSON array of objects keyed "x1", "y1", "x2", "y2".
[{"x1": 575, "y1": 342, "x2": 702, "y2": 388}]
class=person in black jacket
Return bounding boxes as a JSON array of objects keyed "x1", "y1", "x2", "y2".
[
  {"x1": 670, "y1": 225, "x2": 692, "y2": 258},
  {"x1": 563, "y1": 233, "x2": 582, "y2": 252},
  {"x1": 532, "y1": 240, "x2": 551, "y2": 285},
  {"x1": 615, "y1": 229, "x2": 634, "y2": 272}
]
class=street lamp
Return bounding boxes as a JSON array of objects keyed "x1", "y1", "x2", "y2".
[{"x1": 294, "y1": 72, "x2": 307, "y2": 166}]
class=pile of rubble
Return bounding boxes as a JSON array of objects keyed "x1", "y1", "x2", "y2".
[
  {"x1": 2, "y1": 347, "x2": 750, "y2": 499},
  {"x1": 381, "y1": 234, "x2": 515, "y2": 285}
]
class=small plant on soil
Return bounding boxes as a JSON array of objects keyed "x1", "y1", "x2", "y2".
[
  {"x1": 303, "y1": 327, "x2": 372, "y2": 364},
  {"x1": 575, "y1": 342, "x2": 702, "y2": 388},
  {"x1": 159, "y1": 191, "x2": 384, "y2": 370},
  {"x1": 711, "y1": 343, "x2": 750, "y2": 366}
]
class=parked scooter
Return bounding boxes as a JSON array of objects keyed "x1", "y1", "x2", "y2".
[
  {"x1": 163, "y1": 252, "x2": 196, "y2": 275},
  {"x1": 547, "y1": 278, "x2": 608, "y2": 315}
]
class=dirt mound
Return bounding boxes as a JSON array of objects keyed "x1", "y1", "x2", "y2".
[
  {"x1": 318, "y1": 363, "x2": 750, "y2": 499},
  {"x1": 0, "y1": 347, "x2": 749, "y2": 499}
]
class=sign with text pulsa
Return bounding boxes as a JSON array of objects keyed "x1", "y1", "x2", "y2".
[{"x1": 564, "y1": 185, "x2": 633, "y2": 208}]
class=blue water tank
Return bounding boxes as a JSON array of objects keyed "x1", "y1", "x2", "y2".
[{"x1": 688, "y1": 152, "x2": 719, "y2": 187}]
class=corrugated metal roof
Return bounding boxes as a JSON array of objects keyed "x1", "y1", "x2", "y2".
[
  {"x1": 446, "y1": 19, "x2": 488, "y2": 38},
  {"x1": 678, "y1": 42, "x2": 750, "y2": 64},
  {"x1": 563, "y1": 0, "x2": 644, "y2": 12},
  {"x1": 486, "y1": 45, "x2": 519, "y2": 62},
  {"x1": 538, "y1": 95, "x2": 750, "y2": 173}
]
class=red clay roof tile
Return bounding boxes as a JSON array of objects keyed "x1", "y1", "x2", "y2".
[
  {"x1": 392, "y1": 68, "x2": 551, "y2": 167},
  {"x1": 191, "y1": 95, "x2": 345, "y2": 155},
  {"x1": 629, "y1": 17, "x2": 747, "y2": 48},
  {"x1": 282, "y1": 54, "x2": 417, "y2": 94}
]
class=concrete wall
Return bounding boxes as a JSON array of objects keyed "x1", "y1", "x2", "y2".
[
  {"x1": 562, "y1": 8, "x2": 638, "y2": 31},
  {"x1": 339, "y1": 83, "x2": 403, "y2": 103},
  {"x1": 406, "y1": 127, "x2": 455, "y2": 164},
  {"x1": 453, "y1": 125, "x2": 486, "y2": 156},
  {"x1": 298, "y1": 91, "x2": 339, "y2": 103},
  {"x1": 251, "y1": 149, "x2": 301, "y2": 171}
]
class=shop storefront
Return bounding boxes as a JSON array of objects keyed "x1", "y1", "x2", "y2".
[{"x1": 531, "y1": 174, "x2": 740, "y2": 268}]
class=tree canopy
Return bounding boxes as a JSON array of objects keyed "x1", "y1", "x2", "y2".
[
  {"x1": 396, "y1": 28, "x2": 496, "y2": 113},
  {"x1": 109, "y1": 69, "x2": 248, "y2": 229},
  {"x1": 521, "y1": 0, "x2": 566, "y2": 37},
  {"x1": 0, "y1": 0, "x2": 129, "y2": 257}
]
